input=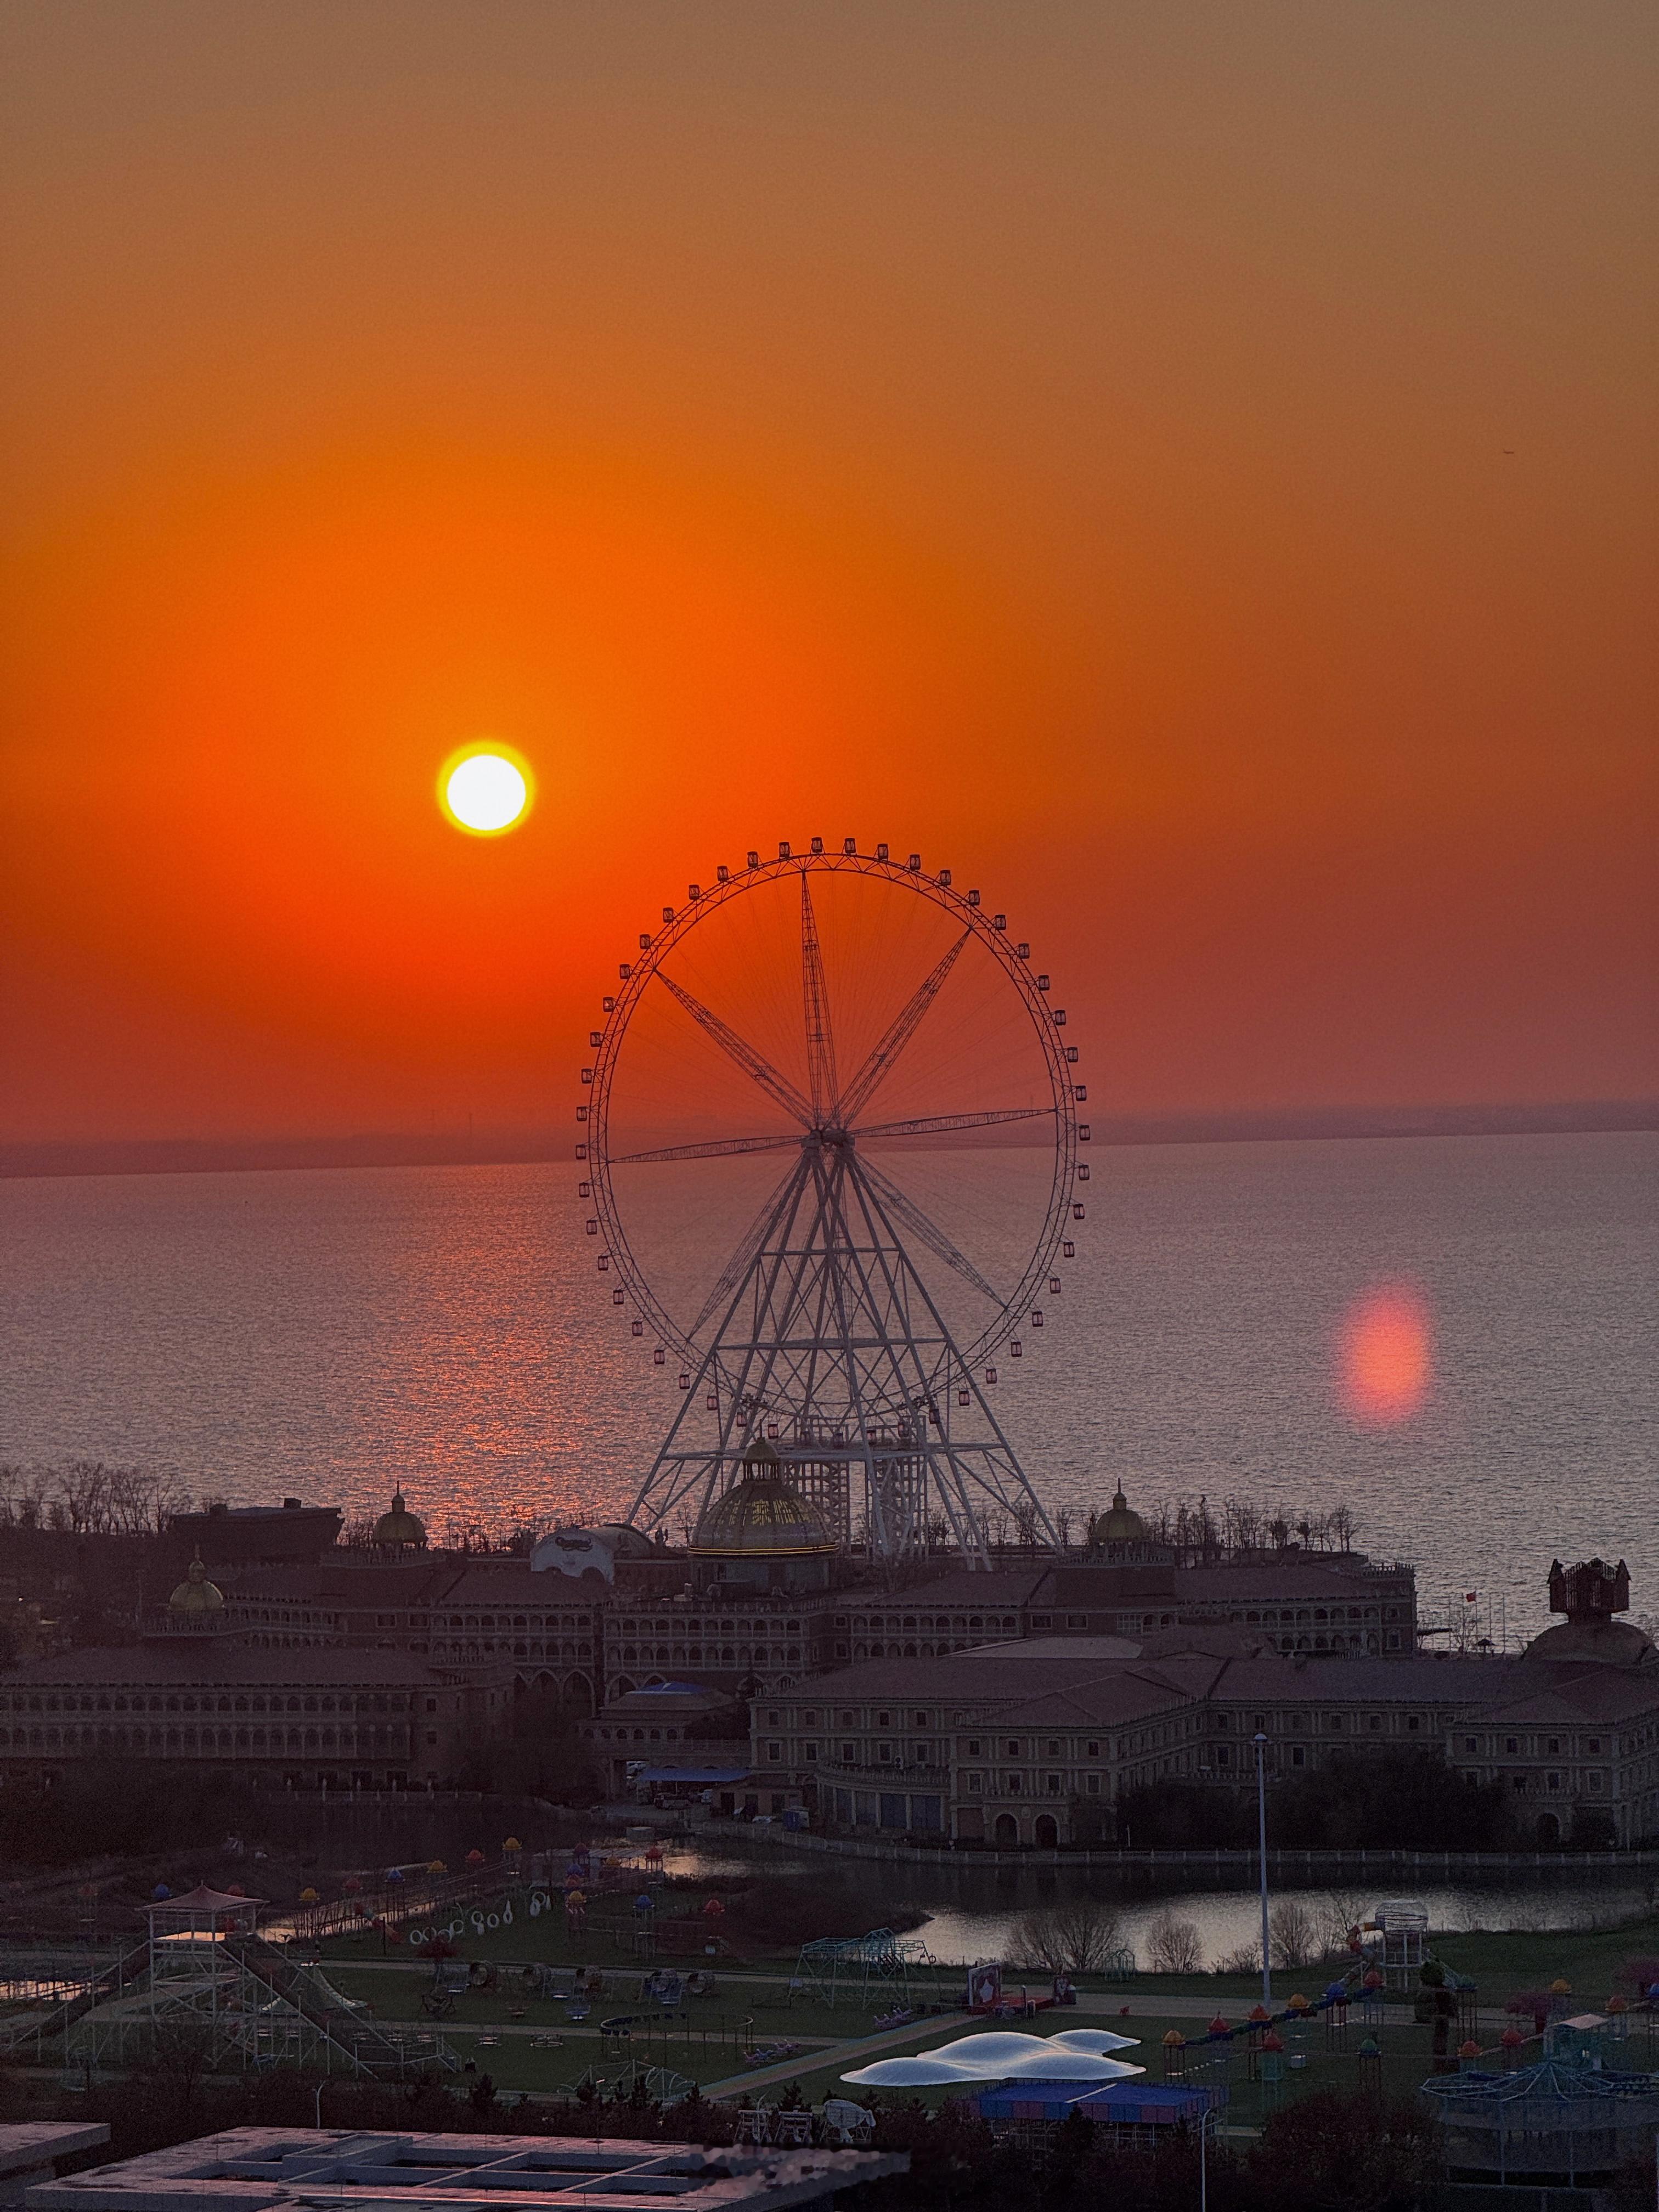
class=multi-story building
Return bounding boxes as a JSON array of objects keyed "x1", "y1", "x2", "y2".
[
  {"x1": 0, "y1": 1638, "x2": 489, "y2": 1789},
  {"x1": 228, "y1": 1559, "x2": 604, "y2": 1707},
  {"x1": 0, "y1": 1541, "x2": 506, "y2": 1790},
  {"x1": 128, "y1": 1481, "x2": 1418, "y2": 1721},
  {"x1": 831, "y1": 1553, "x2": 1414, "y2": 1666},
  {"x1": 754, "y1": 1559, "x2": 1659, "y2": 1848}
]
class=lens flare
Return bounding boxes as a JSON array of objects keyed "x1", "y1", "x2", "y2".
[
  {"x1": 1339, "y1": 1284, "x2": 1431, "y2": 1426},
  {"x1": 438, "y1": 744, "x2": 534, "y2": 836}
]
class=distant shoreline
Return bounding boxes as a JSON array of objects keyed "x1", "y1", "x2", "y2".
[{"x1": 2, "y1": 1102, "x2": 1652, "y2": 1182}]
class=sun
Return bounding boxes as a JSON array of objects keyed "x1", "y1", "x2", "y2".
[{"x1": 438, "y1": 744, "x2": 534, "y2": 836}]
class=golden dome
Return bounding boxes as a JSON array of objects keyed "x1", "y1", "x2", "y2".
[
  {"x1": 1091, "y1": 1486, "x2": 1146, "y2": 1547},
  {"x1": 691, "y1": 1440, "x2": 836, "y2": 1557},
  {"x1": 372, "y1": 1491, "x2": 427, "y2": 1549},
  {"x1": 168, "y1": 1550, "x2": 225, "y2": 1613}
]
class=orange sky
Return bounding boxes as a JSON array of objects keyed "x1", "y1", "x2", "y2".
[{"x1": 3, "y1": 2, "x2": 1654, "y2": 1144}]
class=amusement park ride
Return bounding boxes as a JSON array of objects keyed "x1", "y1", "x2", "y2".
[{"x1": 579, "y1": 842, "x2": 1086, "y2": 1567}]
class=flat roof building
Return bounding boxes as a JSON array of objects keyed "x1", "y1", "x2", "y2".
[{"x1": 22, "y1": 2129, "x2": 905, "y2": 2212}]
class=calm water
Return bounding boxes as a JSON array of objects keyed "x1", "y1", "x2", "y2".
[{"x1": 1, "y1": 1132, "x2": 1652, "y2": 1642}]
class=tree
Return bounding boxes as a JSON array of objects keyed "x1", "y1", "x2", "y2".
[
  {"x1": 1269, "y1": 1899, "x2": 1319, "y2": 1970},
  {"x1": 1116, "y1": 1779, "x2": 1251, "y2": 1848},
  {"x1": 1007, "y1": 1899, "x2": 1126, "y2": 1975},
  {"x1": 1271, "y1": 1747, "x2": 1510, "y2": 1851},
  {"x1": 1250, "y1": 2090, "x2": 1439, "y2": 2212},
  {"x1": 1144, "y1": 1909, "x2": 1204, "y2": 1973}
]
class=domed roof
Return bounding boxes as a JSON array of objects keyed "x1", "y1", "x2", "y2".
[
  {"x1": 168, "y1": 1550, "x2": 225, "y2": 1613},
  {"x1": 1092, "y1": 1486, "x2": 1146, "y2": 1545},
  {"x1": 690, "y1": 1440, "x2": 836, "y2": 1557},
  {"x1": 1525, "y1": 1618, "x2": 1656, "y2": 1667},
  {"x1": 372, "y1": 1491, "x2": 427, "y2": 1548},
  {"x1": 1525, "y1": 1556, "x2": 1653, "y2": 1666}
]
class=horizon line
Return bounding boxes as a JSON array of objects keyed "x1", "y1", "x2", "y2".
[{"x1": 2, "y1": 1099, "x2": 1654, "y2": 1183}]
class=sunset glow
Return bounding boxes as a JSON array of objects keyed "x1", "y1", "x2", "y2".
[
  {"x1": 3, "y1": 7, "x2": 1651, "y2": 1149},
  {"x1": 440, "y1": 748, "x2": 533, "y2": 837},
  {"x1": 1339, "y1": 1286, "x2": 1432, "y2": 1427}
]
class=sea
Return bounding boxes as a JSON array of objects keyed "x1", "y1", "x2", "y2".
[{"x1": 1, "y1": 1130, "x2": 1653, "y2": 1646}]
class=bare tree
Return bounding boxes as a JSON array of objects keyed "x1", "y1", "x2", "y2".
[
  {"x1": 1318, "y1": 1888, "x2": 1372, "y2": 1960},
  {"x1": 1215, "y1": 1942, "x2": 1261, "y2": 1976},
  {"x1": 1269, "y1": 1899, "x2": 1319, "y2": 1970},
  {"x1": 1054, "y1": 1508, "x2": 1073, "y2": 1551},
  {"x1": 1007, "y1": 1900, "x2": 1126, "y2": 1976},
  {"x1": 1144, "y1": 1909, "x2": 1204, "y2": 1974},
  {"x1": 1222, "y1": 1496, "x2": 1263, "y2": 1553}
]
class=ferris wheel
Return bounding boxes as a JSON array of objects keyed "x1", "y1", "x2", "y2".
[{"x1": 577, "y1": 838, "x2": 1088, "y2": 1565}]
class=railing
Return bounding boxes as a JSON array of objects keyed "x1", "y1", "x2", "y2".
[
  {"x1": 743, "y1": 1826, "x2": 1659, "y2": 1874},
  {"x1": 228, "y1": 1933, "x2": 459, "y2": 2074},
  {"x1": 0, "y1": 1938, "x2": 150, "y2": 2054}
]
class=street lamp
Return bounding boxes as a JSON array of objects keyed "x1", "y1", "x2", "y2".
[
  {"x1": 1254, "y1": 1732, "x2": 1271, "y2": 2008},
  {"x1": 1198, "y1": 2098, "x2": 1221, "y2": 2212}
]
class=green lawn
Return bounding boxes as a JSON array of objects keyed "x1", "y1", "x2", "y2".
[{"x1": 326, "y1": 1961, "x2": 939, "y2": 2045}]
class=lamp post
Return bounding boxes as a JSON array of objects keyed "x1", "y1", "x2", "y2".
[
  {"x1": 1199, "y1": 2098, "x2": 1221, "y2": 2212},
  {"x1": 1254, "y1": 1732, "x2": 1271, "y2": 2008}
]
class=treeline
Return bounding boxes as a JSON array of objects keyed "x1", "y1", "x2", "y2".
[
  {"x1": 972, "y1": 1494, "x2": 1365, "y2": 1558},
  {"x1": 0, "y1": 1460, "x2": 189, "y2": 1535},
  {"x1": 1137, "y1": 1494, "x2": 1362, "y2": 1558},
  {"x1": 0, "y1": 1761, "x2": 277, "y2": 1868},
  {"x1": 1118, "y1": 1747, "x2": 1516, "y2": 1852}
]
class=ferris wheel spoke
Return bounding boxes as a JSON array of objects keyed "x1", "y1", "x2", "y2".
[
  {"x1": 834, "y1": 929, "x2": 970, "y2": 1127},
  {"x1": 686, "y1": 1159, "x2": 804, "y2": 1339},
  {"x1": 855, "y1": 1105, "x2": 1054, "y2": 1143},
  {"x1": 799, "y1": 873, "x2": 840, "y2": 1119},
  {"x1": 611, "y1": 1133, "x2": 804, "y2": 1166},
  {"x1": 855, "y1": 1155, "x2": 1005, "y2": 1308},
  {"x1": 656, "y1": 972, "x2": 815, "y2": 1126}
]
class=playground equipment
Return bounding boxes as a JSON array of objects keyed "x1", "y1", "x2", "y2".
[
  {"x1": 1370, "y1": 1900, "x2": 1429, "y2": 1991},
  {"x1": 1423, "y1": 2057, "x2": 1659, "y2": 2185},
  {"x1": 558, "y1": 2058, "x2": 695, "y2": 2107},
  {"x1": 793, "y1": 1926, "x2": 936, "y2": 2010},
  {"x1": 3, "y1": 1886, "x2": 458, "y2": 2080}
]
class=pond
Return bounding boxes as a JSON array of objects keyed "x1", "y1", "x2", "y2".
[{"x1": 259, "y1": 1800, "x2": 1657, "y2": 1972}]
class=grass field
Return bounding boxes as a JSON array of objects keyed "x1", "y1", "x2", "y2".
[
  {"x1": 306, "y1": 1876, "x2": 1659, "y2": 2121},
  {"x1": 395, "y1": 2003, "x2": 1468, "y2": 2114}
]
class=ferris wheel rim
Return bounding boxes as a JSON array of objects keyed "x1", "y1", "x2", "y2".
[{"x1": 579, "y1": 843, "x2": 1084, "y2": 1375}]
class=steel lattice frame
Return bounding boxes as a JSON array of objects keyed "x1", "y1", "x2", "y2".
[{"x1": 578, "y1": 842, "x2": 1087, "y2": 1566}]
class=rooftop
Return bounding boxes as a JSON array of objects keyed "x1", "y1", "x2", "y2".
[
  {"x1": 769, "y1": 1645, "x2": 1226, "y2": 1708},
  {"x1": 23, "y1": 2129, "x2": 905, "y2": 2212},
  {"x1": 2, "y1": 1644, "x2": 455, "y2": 1689},
  {"x1": 0, "y1": 2126, "x2": 110, "y2": 2182},
  {"x1": 233, "y1": 1561, "x2": 599, "y2": 1609}
]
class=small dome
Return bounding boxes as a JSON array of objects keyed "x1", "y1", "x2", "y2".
[
  {"x1": 372, "y1": 1491, "x2": 427, "y2": 1549},
  {"x1": 168, "y1": 1550, "x2": 224, "y2": 1613},
  {"x1": 1091, "y1": 1486, "x2": 1146, "y2": 1546},
  {"x1": 691, "y1": 1441, "x2": 836, "y2": 1557}
]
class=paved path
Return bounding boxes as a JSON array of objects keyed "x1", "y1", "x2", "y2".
[{"x1": 701, "y1": 2010, "x2": 974, "y2": 2100}]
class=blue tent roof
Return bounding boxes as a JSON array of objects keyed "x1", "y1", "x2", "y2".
[
  {"x1": 634, "y1": 1765, "x2": 751, "y2": 1784},
  {"x1": 974, "y1": 2079, "x2": 1223, "y2": 2124}
]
